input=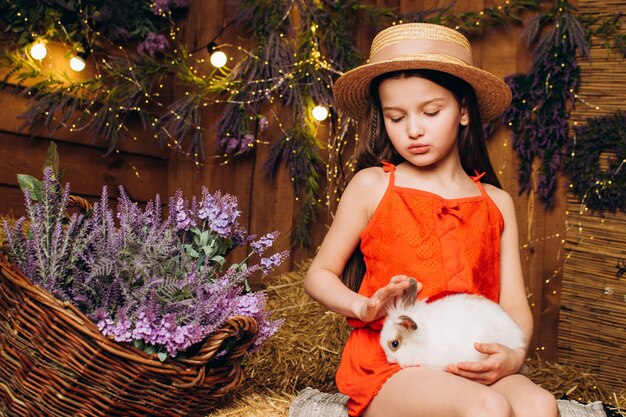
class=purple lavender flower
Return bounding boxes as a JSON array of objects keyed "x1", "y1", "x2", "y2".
[
  {"x1": 198, "y1": 189, "x2": 241, "y2": 237},
  {"x1": 95, "y1": 310, "x2": 115, "y2": 335},
  {"x1": 111, "y1": 309, "x2": 133, "y2": 342},
  {"x1": 6, "y1": 167, "x2": 286, "y2": 360},
  {"x1": 258, "y1": 116, "x2": 269, "y2": 132},
  {"x1": 170, "y1": 190, "x2": 195, "y2": 231},
  {"x1": 132, "y1": 308, "x2": 157, "y2": 342},
  {"x1": 226, "y1": 137, "x2": 240, "y2": 154},
  {"x1": 260, "y1": 250, "x2": 288, "y2": 273},
  {"x1": 241, "y1": 133, "x2": 255, "y2": 150},
  {"x1": 137, "y1": 32, "x2": 170, "y2": 57},
  {"x1": 234, "y1": 293, "x2": 264, "y2": 316},
  {"x1": 250, "y1": 232, "x2": 278, "y2": 256},
  {"x1": 251, "y1": 316, "x2": 284, "y2": 352}
]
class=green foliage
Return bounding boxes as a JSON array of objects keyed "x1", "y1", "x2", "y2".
[
  {"x1": 1, "y1": 0, "x2": 624, "y2": 246},
  {"x1": 16, "y1": 142, "x2": 62, "y2": 202},
  {"x1": 0, "y1": 0, "x2": 176, "y2": 48}
]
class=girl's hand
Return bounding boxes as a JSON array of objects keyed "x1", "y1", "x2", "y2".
[
  {"x1": 446, "y1": 343, "x2": 526, "y2": 385},
  {"x1": 356, "y1": 275, "x2": 420, "y2": 322}
]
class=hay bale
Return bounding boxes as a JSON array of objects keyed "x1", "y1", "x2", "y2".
[
  {"x1": 237, "y1": 260, "x2": 351, "y2": 396},
  {"x1": 207, "y1": 392, "x2": 292, "y2": 417},
  {"x1": 207, "y1": 262, "x2": 624, "y2": 416},
  {"x1": 208, "y1": 260, "x2": 349, "y2": 416},
  {"x1": 526, "y1": 358, "x2": 625, "y2": 415}
]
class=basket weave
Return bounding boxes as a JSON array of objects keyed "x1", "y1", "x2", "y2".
[{"x1": 0, "y1": 198, "x2": 259, "y2": 416}]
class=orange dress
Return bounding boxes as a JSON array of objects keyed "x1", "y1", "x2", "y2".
[{"x1": 336, "y1": 161, "x2": 504, "y2": 416}]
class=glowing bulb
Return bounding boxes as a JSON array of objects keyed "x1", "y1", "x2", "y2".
[
  {"x1": 312, "y1": 105, "x2": 329, "y2": 121},
  {"x1": 210, "y1": 51, "x2": 227, "y2": 68},
  {"x1": 69, "y1": 56, "x2": 86, "y2": 72},
  {"x1": 30, "y1": 42, "x2": 47, "y2": 60}
]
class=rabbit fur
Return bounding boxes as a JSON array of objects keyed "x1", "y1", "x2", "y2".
[{"x1": 380, "y1": 278, "x2": 526, "y2": 370}]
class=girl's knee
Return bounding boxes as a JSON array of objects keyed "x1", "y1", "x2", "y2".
[
  {"x1": 473, "y1": 390, "x2": 513, "y2": 417},
  {"x1": 517, "y1": 388, "x2": 558, "y2": 417}
]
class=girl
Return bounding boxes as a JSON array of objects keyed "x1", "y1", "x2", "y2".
[{"x1": 304, "y1": 23, "x2": 559, "y2": 417}]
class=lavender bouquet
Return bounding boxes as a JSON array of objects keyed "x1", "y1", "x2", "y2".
[{"x1": 3, "y1": 167, "x2": 287, "y2": 361}]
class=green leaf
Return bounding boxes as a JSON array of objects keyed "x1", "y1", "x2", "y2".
[
  {"x1": 17, "y1": 174, "x2": 42, "y2": 201},
  {"x1": 44, "y1": 141, "x2": 59, "y2": 178},
  {"x1": 157, "y1": 351, "x2": 168, "y2": 362},
  {"x1": 200, "y1": 230, "x2": 209, "y2": 246},
  {"x1": 210, "y1": 255, "x2": 226, "y2": 266}
]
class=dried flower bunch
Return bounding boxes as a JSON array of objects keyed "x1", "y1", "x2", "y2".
[{"x1": 3, "y1": 160, "x2": 287, "y2": 360}]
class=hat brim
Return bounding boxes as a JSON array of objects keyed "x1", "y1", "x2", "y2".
[{"x1": 333, "y1": 54, "x2": 512, "y2": 122}]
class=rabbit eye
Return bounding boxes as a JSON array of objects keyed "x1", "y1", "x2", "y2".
[{"x1": 388, "y1": 340, "x2": 400, "y2": 351}]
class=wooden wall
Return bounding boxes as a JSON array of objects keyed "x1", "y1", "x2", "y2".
[
  {"x1": 557, "y1": 0, "x2": 626, "y2": 392},
  {"x1": 0, "y1": 0, "x2": 573, "y2": 359}
]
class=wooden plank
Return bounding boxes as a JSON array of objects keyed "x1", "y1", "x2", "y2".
[
  {"x1": 0, "y1": 133, "x2": 168, "y2": 203},
  {"x1": 0, "y1": 84, "x2": 168, "y2": 159},
  {"x1": 0, "y1": 184, "x2": 112, "y2": 219},
  {"x1": 0, "y1": 185, "x2": 27, "y2": 218},
  {"x1": 247, "y1": 105, "x2": 296, "y2": 277},
  {"x1": 168, "y1": 0, "x2": 261, "y2": 279}
]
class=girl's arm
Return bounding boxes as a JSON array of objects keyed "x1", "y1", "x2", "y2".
[
  {"x1": 495, "y1": 190, "x2": 534, "y2": 352},
  {"x1": 448, "y1": 188, "x2": 532, "y2": 384},
  {"x1": 305, "y1": 168, "x2": 412, "y2": 321}
]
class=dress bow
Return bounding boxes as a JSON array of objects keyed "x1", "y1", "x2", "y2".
[{"x1": 437, "y1": 202, "x2": 462, "y2": 220}]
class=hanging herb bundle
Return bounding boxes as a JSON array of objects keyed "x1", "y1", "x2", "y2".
[
  {"x1": 564, "y1": 111, "x2": 626, "y2": 213},
  {"x1": 215, "y1": 0, "x2": 296, "y2": 157},
  {"x1": 502, "y1": 0, "x2": 589, "y2": 207},
  {"x1": 0, "y1": 0, "x2": 193, "y2": 154},
  {"x1": 0, "y1": 0, "x2": 184, "y2": 49}
]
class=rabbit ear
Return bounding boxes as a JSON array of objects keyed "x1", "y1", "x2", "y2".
[
  {"x1": 400, "y1": 278, "x2": 418, "y2": 308},
  {"x1": 396, "y1": 315, "x2": 417, "y2": 332}
]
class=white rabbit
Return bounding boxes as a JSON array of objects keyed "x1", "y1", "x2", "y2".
[{"x1": 380, "y1": 278, "x2": 526, "y2": 370}]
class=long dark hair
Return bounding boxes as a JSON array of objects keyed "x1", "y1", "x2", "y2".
[{"x1": 341, "y1": 69, "x2": 502, "y2": 292}]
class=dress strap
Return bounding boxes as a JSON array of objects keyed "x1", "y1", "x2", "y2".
[
  {"x1": 381, "y1": 160, "x2": 396, "y2": 186},
  {"x1": 381, "y1": 160, "x2": 395, "y2": 173},
  {"x1": 471, "y1": 171, "x2": 488, "y2": 196}
]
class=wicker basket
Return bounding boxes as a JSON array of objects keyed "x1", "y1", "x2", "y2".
[{"x1": 0, "y1": 244, "x2": 258, "y2": 416}]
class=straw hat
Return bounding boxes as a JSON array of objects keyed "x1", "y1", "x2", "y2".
[{"x1": 333, "y1": 23, "x2": 512, "y2": 122}]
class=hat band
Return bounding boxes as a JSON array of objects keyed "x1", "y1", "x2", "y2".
[{"x1": 369, "y1": 39, "x2": 473, "y2": 65}]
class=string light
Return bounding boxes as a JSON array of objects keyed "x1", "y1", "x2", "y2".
[
  {"x1": 69, "y1": 55, "x2": 86, "y2": 72},
  {"x1": 210, "y1": 50, "x2": 227, "y2": 68},
  {"x1": 29, "y1": 41, "x2": 47, "y2": 60},
  {"x1": 312, "y1": 105, "x2": 328, "y2": 121}
]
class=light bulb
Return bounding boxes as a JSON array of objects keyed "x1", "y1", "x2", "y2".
[
  {"x1": 69, "y1": 56, "x2": 86, "y2": 72},
  {"x1": 312, "y1": 105, "x2": 329, "y2": 121},
  {"x1": 210, "y1": 50, "x2": 227, "y2": 68},
  {"x1": 30, "y1": 42, "x2": 47, "y2": 60}
]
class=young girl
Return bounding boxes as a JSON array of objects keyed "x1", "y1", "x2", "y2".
[{"x1": 304, "y1": 23, "x2": 559, "y2": 417}]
